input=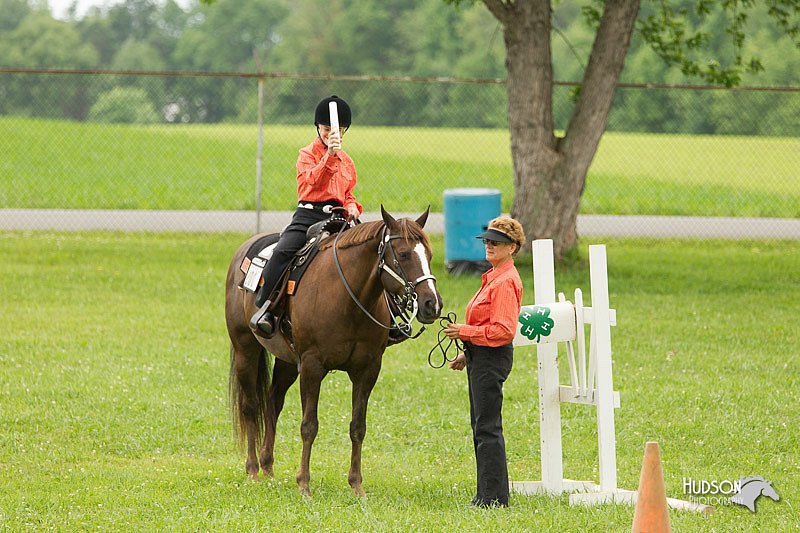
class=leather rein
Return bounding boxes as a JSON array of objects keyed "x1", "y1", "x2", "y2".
[{"x1": 332, "y1": 223, "x2": 435, "y2": 339}]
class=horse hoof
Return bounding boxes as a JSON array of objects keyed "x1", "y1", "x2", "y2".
[
  {"x1": 299, "y1": 486, "x2": 312, "y2": 498},
  {"x1": 352, "y1": 486, "x2": 366, "y2": 499},
  {"x1": 248, "y1": 472, "x2": 260, "y2": 482}
]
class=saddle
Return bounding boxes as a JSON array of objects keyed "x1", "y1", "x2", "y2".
[
  {"x1": 239, "y1": 211, "x2": 350, "y2": 329},
  {"x1": 285, "y1": 213, "x2": 349, "y2": 296}
]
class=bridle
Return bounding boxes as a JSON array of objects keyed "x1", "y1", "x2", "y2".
[{"x1": 332, "y1": 223, "x2": 436, "y2": 339}]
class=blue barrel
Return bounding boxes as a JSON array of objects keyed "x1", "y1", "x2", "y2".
[{"x1": 443, "y1": 188, "x2": 501, "y2": 273}]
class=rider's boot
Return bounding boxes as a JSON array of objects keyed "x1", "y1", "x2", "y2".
[{"x1": 249, "y1": 300, "x2": 276, "y2": 338}]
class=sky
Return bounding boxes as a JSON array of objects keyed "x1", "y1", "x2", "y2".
[{"x1": 48, "y1": 0, "x2": 192, "y2": 20}]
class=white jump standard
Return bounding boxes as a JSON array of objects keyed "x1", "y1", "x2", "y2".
[
  {"x1": 511, "y1": 239, "x2": 630, "y2": 505},
  {"x1": 511, "y1": 239, "x2": 711, "y2": 513}
]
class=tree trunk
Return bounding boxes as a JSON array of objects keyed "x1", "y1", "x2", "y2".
[{"x1": 487, "y1": 0, "x2": 640, "y2": 260}]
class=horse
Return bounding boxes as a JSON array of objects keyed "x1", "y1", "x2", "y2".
[
  {"x1": 224, "y1": 207, "x2": 443, "y2": 497},
  {"x1": 730, "y1": 476, "x2": 780, "y2": 512}
]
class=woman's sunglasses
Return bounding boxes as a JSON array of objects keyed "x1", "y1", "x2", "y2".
[{"x1": 482, "y1": 239, "x2": 504, "y2": 246}]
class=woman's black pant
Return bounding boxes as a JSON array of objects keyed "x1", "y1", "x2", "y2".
[
  {"x1": 464, "y1": 341, "x2": 514, "y2": 506},
  {"x1": 255, "y1": 206, "x2": 332, "y2": 307}
]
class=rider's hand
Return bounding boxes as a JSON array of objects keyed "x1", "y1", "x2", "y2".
[
  {"x1": 347, "y1": 205, "x2": 360, "y2": 221},
  {"x1": 327, "y1": 130, "x2": 341, "y2": 155},
  {"x1": 448, "y1": 352, "x2": 466, "y2": 371}
]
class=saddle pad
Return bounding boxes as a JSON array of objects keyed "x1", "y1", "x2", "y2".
[
  {"x1": 239, "y1": 234, "x2": 280, "y2": 292},
  {"x1": 245, "y1": 234, "x2": 280, "y2": 262}
]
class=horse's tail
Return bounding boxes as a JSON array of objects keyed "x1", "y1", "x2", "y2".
[{"x1": 228, "y1": 344, "x2": 272, "y2": 450}]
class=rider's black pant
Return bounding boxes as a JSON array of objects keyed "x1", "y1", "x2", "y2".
[
  {"x1": 255, "y1": 206, "x2": 332, "y2": 307},
  {"x1": 464, "y1": 340, "x2": 514, "y2": 506}
]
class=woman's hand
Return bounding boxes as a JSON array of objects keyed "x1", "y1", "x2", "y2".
[
  {"x1": 443, "y1": 323, "x2": 464, "y2": 340},
  {"x1": 448, "y1": 351, "x2": 466, "y2": 371}
]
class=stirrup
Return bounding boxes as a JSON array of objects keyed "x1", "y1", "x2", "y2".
[{"x1": 249, "y1": 301, "x2": 276, "y2": 338}]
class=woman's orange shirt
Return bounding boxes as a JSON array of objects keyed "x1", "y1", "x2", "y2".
[{"x1": 460, "y1": 260, "x2": 523, "y2": 347}]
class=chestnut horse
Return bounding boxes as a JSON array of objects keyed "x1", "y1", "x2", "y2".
[{"x1": 224, "y1": 207, "x2": 442, "y2": 497}]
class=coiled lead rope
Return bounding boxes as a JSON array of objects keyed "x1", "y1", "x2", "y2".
[{"x1": 427, "y1": 312, "x2": 464, "y2": 369}]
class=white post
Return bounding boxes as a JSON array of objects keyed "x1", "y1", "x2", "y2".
[
  {"x1": 533, "y1": 239, "x2": 563, "y2": 492},
  {"x1": 589, "y1": 245, "x2": 617, "y2": 492}
]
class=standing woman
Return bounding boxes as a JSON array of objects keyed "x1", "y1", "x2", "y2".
[{"x1": 445, "y1": 215, "x2": 524, "y2": 507}]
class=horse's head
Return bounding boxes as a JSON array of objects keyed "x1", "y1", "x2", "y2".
[
  {"x1": 762, "y1": 481, "x2": 780, "y2": 502},
  {"x1": 731, "y1": 476, "x2": 780, "y2": 512},
  {"x1": 379, "y1": 206, "x2": 443, "y2": 324}
]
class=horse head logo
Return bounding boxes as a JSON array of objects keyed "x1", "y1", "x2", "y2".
[{"x1": 729, "y1": 476, "x2": 780, "y2": 513}]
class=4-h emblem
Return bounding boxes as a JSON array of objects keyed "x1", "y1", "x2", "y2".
[{"x1": 519, "y1": 306, "x2": 555, "y2": 342}]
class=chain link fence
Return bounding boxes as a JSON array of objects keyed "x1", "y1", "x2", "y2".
[{"x1": 1, "y1": 69, "x2": 798, "y2": 239}]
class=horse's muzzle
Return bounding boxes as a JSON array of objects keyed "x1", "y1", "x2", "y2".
[{"x1": 417, "y1": 291, "x2": 443, "y2": 324}]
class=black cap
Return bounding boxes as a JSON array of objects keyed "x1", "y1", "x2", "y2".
[
  {"x1": 475, "y1": 228, "x2": 515, "y2": 244},
  {"x1": 314, "y1": 95, "x2": 352, "y2": 127}
]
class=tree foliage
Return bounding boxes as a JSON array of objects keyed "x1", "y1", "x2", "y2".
[
  {"x1": 439, "y1": 0, "x2": 799, "y2": 258},
  {"x1": 0, "y1": 0, "x2": 797, "y2": 130},
  {"x1": 89, "y1": 86, "x2": 159, "y2": 123},
  {"x1": 1, "y1": 0, "x2": 797, "y2": 256}
]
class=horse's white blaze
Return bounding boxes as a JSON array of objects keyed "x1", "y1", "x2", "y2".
[{"x1": 413, "y1": 243, "x2": 440, "y2": 312}]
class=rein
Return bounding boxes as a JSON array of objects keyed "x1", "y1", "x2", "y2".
[
  {"x1": 332, "y1": 223, "x2": 434, "y2": 338},
  {"x1": 427, "y1": 312, "x2": 464, "y2": 368}
]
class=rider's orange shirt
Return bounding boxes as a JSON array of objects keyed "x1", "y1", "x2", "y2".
[
  {"x1": 296, "y1": 137, "x2": 362, "y2": 214},
  {"x1": 460, "y1": 260, "x2": 523, "y2": 347}
]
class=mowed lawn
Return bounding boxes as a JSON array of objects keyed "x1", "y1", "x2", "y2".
[
  {"x1": 1, "y1": 231, "x2": 798, "y2": 531},
  {"x1": 2, "y1": 117, "x2": 799, "y2": 217}
]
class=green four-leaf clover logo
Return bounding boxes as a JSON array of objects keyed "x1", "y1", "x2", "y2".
[{"x1": 519, "y1": 306, "x2": 555, "y2": 342}]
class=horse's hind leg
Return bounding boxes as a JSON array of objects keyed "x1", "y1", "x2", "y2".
[
  {"x1": 296, "y1": 356, "x2": 326, "y2": 497},
  {"x1": 260, "y1": 358, "x2": 299, "y2": 477},
  {"x1": 347, "y1": 358, "x2": 382, "y2": 498},
  {"x1": 231, "y1": 341, "x2": 269, "y2": 481}
]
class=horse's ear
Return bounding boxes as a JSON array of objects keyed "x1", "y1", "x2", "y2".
[
  {"x1": 415, "y1": 206, "x2": 430, "y2": 228},
  {"x1": 381, "y1": 205, "x2": 397, "y2": 229}
]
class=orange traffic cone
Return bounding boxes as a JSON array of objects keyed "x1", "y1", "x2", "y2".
[{"x1": 632, "y1": 442, "x2": 671, "y2": 533}]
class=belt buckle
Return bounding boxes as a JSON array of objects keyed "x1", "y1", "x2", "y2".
[{"x1": 322, "y1": 205, "x2": 333, "y2": 214}]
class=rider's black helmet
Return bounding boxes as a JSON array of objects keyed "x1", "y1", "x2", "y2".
[{"x1": 314, "y1": 95, "x2": 352, "y2": 128}]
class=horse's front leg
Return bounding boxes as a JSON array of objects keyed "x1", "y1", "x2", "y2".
[
  {"x1": 296, "y1": 357, "x2": 326, "y2": 497},
  {"x1": 347, "y1": 357, "x2": 382, "y2": 498},
  {"x1": 260, "y1": 358, "x2": 299, "y2": 478}
]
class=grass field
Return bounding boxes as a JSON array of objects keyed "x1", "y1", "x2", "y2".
[
  {"x1": 1, "y1": 231, "x2": 798, "y2": 530},
  {"x1": 2, "y1": 117, "x2": 799, "y2": 218}
]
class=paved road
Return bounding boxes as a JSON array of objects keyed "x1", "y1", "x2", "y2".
[{"x1": 1, "y1": 209, "x2": 799, "y2": 239}]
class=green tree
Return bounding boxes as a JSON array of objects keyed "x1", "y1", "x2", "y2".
[
  {"x1": 75, "y1": 0, "x2": 185, "y2": 68},
  {"x1": 0, "y1": 0, "x2": 30, "y2": 32},
  {"x1": 107, "y1": 38, "x2": 167, "y2": 109},
  {"x1": 0, "y1": 11, "x2": 99, "y2": 118},
  {"x1": 112, "y1": 38, "x2": 166, "y2": 71},
  {"x1": 89, "y1": 86, "x2": 159, "y2": 123},
  {"x1": 169, "y1": 0, "x2": 289, "y2": 121},
  {"x1": 144, "y1": 0, "x2": 190, "y2": 68},
  {"x1": 447, "y1": 0, "x2": 800, "y2": 259},
  {"x1": 76, "y1": 14, "x2": 118, "y2": 65},
  {"x1": 175, "y1": 0, "x2": 288, "y2": 71}
]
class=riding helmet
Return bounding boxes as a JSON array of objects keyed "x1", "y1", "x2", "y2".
[{"x1": 314, "y1": 95, "x2": 352, "y2": 128}]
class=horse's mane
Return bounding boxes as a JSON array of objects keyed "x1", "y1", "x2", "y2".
[{"x1": 320, "y1": 218, "x2": 431, "y2": 251}]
